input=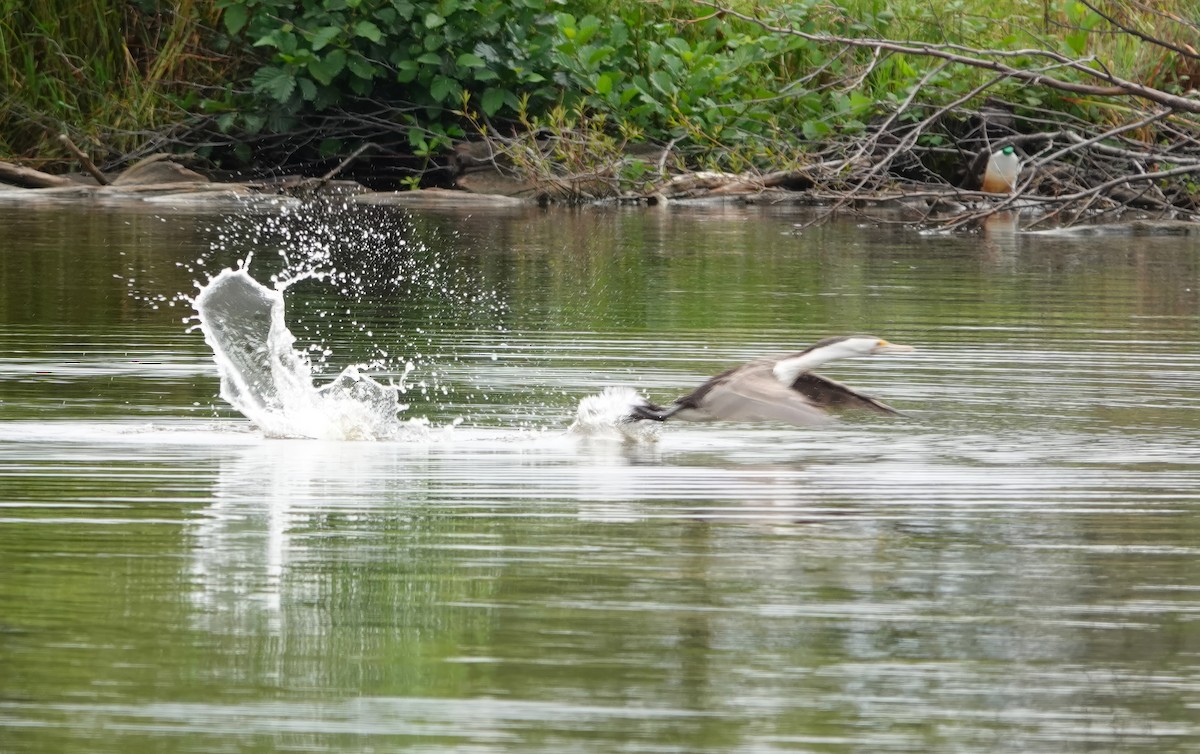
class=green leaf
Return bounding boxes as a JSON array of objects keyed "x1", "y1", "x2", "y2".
[
  {"x1": 313, "y1": 86, "x2": 340, "y2": 111},
  {"x1": 393, "y1": 0, "x2": 415, "y2": 20},
  {"x1": 586, "y1": 45, "x2": 612, "y2": 67},
  {"x1": 649, "y1": 69, "x2": 675, "y2": 96},
  {"x1": 308, "y1": 48, "x2": 347, "y2": 85},
  {"x1": 354, "y1": 20, "x2": 382, "y2": 42},
  {"x1": 297, "y1": 76, "x2": 318, "y2": 101},
  {"x1": 801, "y1": 119, "x2": 831, "y2": 140},
  {"x1": 577, "y1": 15, "x2": 601, "y2": 44},
  {"x1": 347, "y1": 54, "x2": 376, "y2": 80},
  {"x1": 310, "y1": 26, "x2": 341, "y2": 51},
  {"x1": 312, "y1": 25, "x2": 340, "y2": 51},
  {"x1": 198, "y1": 98, "x2": 233, "y2": 113},
  {"x1": 222, "y1": 4, "x2": 248, "y2": 35},
  {"x1": 251, "y1": 66, "x2": 297, "y2": 103},
  {"x1": 277, "y1": 29, "x2": 298, "y2": 55},
  {"x1": 242, "y1": 112, "x2": 265, "y2": 134},
  {"x1": 664, "y1": 37, "x2": 690, "y2": 55},
  {"x1": 416, "y1": 52, "x2": 442, "y2": 65},
  {"x1": 1064, "y1": 29, "x2": 1088, "y2": 55},
  {"x1": 480, "y1": 87, "x2": 505, "y2": 116},
  {"x1": 396, "y1": 60, "x2": 419, "y2": 83},
  {"x1": 456, "y1": 53, "x2": 486, "y2": 69},
  {"x1": 425, "y1": 12, "x2": 445, "y2": 28},
  {"x1": 595, "y1": 72, "x2": 612, "y2": 95},
  {"x1": 474, "y1": 42, "x2": 500, "y2": 62},
  {"x1": 429, "y1": 74, "x2": 457, "y2": 102},
  {"x1": 281, "y1": 48, "x2": 315, "y2": 65},
  {"x1": 319, "y1": 138, "x2": 343, "y2": 158}
]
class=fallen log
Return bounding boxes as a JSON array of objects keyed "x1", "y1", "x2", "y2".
[{"x1": 0, "y1": 160, "x2": 73, "y2": 189}]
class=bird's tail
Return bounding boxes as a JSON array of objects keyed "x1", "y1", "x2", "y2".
[{"x1": 627, "y1": 401, "x2": 676, "y2": 422}]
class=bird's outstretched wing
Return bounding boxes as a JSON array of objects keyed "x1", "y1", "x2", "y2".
[
  {"x1": 671, "y1": 362, "x2": 835, "y2": 427},
  {"x1": 789, "y1": 373, "x2": 902, "y2": 415}
]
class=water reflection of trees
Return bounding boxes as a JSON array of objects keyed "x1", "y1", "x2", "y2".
[{"x1": 179, "y1": 431, "x2": 1200, "y2": 751}]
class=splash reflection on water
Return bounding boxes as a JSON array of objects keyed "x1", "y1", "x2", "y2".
[{"x1": 2, "y1": 204, "x2": 1200, "y2": 753}]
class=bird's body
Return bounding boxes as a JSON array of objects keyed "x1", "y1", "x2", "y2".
[{"x1": 629, "y1": 335, "x2": 913, "y2": 427}]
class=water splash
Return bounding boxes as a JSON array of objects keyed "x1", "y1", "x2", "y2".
[
  {"x1": 195, "y1": 267, "x2": 413, "y2": 440},
  {"x1": 570, "y1": 387, "x2": 662, "y2": 443},
  {"x1": 174, "y1": 199, "x2": 663, "y2": 441},
  {"x1": 194, "y1": 266, "x2": 661, "y2": 442}
]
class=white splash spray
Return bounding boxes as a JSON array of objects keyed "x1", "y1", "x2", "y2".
[
  {"x1": 569, "y1": 386, "x2": 662, "y2": 443},
  {"x1": 182, "y1": 200, "x2": 665, "y2": 442},
  {"x1": 194, "y1": 267, "x2": 412, "y2": 440}
]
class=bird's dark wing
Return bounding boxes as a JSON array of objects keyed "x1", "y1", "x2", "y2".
[
  {"x1": 671, "y1": 362, "x2": 835, "y2": 426},
  {"x1": 789, "y1": 372, "x2": 902, "y2": 415}
]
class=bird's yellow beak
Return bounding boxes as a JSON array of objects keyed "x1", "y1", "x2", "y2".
[{"x1": 873, "y1": 339, "x2": 915, "y2": 354}]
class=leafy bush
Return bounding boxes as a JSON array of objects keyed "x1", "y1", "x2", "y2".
[
  {"x1": 213, "y1": 0, "x2": 565, "y2": 153},
  {"x1": 10, "y1": 0, "x2": 1187, "y2": 184},
  {"x1": 213, "y1": 0, "x2": 883, "y2": 172}
]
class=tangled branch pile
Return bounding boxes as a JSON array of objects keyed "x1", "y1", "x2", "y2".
[{"x1": 466, "y1": 1, "x2": 1200, "y2": 228}]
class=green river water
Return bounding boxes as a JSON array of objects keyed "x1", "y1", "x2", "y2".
[{"x1": 2, "y1": 200, "x2": 1200, "y2": 752}]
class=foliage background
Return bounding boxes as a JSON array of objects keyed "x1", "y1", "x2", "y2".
[{"x1": 1, "y1": 0, "x2": 1196, "y2": 185}]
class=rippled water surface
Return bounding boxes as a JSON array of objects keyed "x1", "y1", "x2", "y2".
[{"x1": 3, "y1": 202, "x2": 1200, "y2": 753}]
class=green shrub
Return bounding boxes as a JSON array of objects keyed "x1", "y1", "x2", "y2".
[
  {"x1": 213, "y1": 0, "x2": 882, "y2": 172},
  {"x1": 213, "y1": 0, "x2": 566, "y2": 151},
  {"x1": 7, "y1": 0, "x2": 1188, "y2": 179}
]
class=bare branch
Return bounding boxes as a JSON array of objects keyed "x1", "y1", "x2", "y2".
[
  {"x1": 696, "y1": 1, "x2": 1200, "y2": 114},
  {"x1": 1077, "y1": 0, "x2": 1200, "y2": 61}
]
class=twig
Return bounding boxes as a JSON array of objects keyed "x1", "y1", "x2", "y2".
[
  {"x1": 57, "y1": 133, "x2": 109, "y2": 185},
  {"x1": 657, "y1": 137, "x2": 681, "y2": 178},
  {"x1": 1077, "y1": 0, "x2": 1200, "y2": 61},
  {"x1": 1045, "y1": 161, "x2": 1200, "y2": 202},
  {"x1": 1028, "y1": 109, "x2": 1171, "y2": 169},
  {"x1": 318, "y1": 142, "x2": 377, "y2": 185},
  {"x1": 698, "y1": 1, "x2": 1200, "y2": 114}
]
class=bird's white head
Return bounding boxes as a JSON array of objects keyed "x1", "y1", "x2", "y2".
[
  {"x1": 772, "y1": 335, "x2": 914, "y2": 383},
  {"x1": 831, "y1": 335, "x2": 915, "y2": 357}
]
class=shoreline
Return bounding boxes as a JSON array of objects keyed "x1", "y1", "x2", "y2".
[{"x1": 1, "y1": 158, "x2": 1198, "y2": 235}]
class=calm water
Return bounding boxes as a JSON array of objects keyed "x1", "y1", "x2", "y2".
[{"x1": 2, "y1": 200, "x2": 1200, "y2": 753}]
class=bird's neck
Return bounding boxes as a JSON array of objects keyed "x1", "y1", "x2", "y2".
[{"x1": 772, "y1": 348, "x2": 843, "y2": 384}]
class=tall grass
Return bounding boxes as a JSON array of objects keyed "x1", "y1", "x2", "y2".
[
  {"x1": 0, "y1": 0, "x2": 229, "y2": 165},
  {"x1": 830, "y1": 0, "x2": 1198, "y2": 88}
]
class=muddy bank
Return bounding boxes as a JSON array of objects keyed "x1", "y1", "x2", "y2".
[{"x1": 2, "y1": 154, "x2": 1198, "y2": 236}]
